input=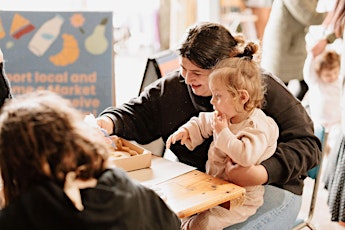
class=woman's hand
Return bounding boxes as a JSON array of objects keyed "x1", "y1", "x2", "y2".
[
  {"x1": 96, "y1": 116, "x2": 114, "y2": 135},
  {"x1": 225, "y1": 161, "x2": 268, "y2": 187}
]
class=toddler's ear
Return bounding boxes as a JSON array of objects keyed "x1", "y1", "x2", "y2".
[{"x1": 238, "y1": 89, "x2": 249, "y2": 104}]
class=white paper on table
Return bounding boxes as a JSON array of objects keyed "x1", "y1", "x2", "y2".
[{"x1": 127, "y1": 156, "x2": 196, "y2": 187}]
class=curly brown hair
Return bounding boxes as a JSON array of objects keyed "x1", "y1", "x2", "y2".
[
  {"x1": 0, "y1": 90, "x2": 109, "y2": 206},
  {"x1": 314, "y1": 51, "x2": 340, "y2": 76}
]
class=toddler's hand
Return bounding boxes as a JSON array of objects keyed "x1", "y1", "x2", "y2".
[
  {"x1": 166, "y1": 128, "x2": 190, "y2": 149},
  {"x1": 212, "y1": 111, "x2": 227, "y2": 133}
]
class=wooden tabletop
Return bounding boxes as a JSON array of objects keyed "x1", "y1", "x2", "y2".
[
  {"x1": 155, "y1": 169, "x2": 246, "y2": 218},
  {"x1": 128, "y1": 156, "x2": 246, "y2": 218}
]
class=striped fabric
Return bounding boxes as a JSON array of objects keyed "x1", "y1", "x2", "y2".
[{"x1": 324, "y1": 137, "x2": 345, "y2": 222}]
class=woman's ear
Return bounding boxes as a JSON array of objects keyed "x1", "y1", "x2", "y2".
[
  {"x1": 238, "y1": 89, "x2": 249, "y2": 105},
  {"x1": 42, "y1": 161, "x2": 52, "y2": 176}
]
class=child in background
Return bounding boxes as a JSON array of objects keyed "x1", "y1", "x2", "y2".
[
  {"x1": 166, "y1": 43, "x2": 279, "y2": 230},
  {"x1": 303, "y1": 49, "x2": 342, "y2": 154},
  {"x1": 0, "y1": 90, "x2": 180, "y2": 230}
]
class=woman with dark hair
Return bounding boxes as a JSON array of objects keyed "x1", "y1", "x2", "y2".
[{"x1": 97, "y1": 22, "x2": 321, "y2": 229}]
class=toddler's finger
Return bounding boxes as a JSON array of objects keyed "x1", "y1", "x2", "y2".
[{"x1": 166, "y1": 137, "x2": 172, "y2": 149}]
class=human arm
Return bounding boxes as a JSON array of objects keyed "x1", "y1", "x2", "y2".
[
  {"x1": 97, "y1": 90, "x2": 162, "y2": 144},
  {"x1": 167, "y1": 112, "x2": 214, "y2": 150},
  {"x1": 310, "y1": 33, "x2": 337, "y2": 57},
  {"x1": 217, "y1": 110, "x2": 279, "y2": 167},
  {"x1": 303, "y1": 52, "x2": 318, "y2": 86},
  {"x1": 225, "y1": 163, "x2": 268, "y2": 186},
  {"x1": 96, "y1": 72, "x2": 187, "y2": 145}
]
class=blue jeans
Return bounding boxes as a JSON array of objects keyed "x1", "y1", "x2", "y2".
[{"x1": 224, "y1": 185, "x2": 302, "y2": 230}]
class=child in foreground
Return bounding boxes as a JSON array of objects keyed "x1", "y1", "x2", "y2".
[
  {"x1": 0, "y1": 90, "x2": 180, "y2": 230},
  {"x1": 166, "y1": 43, "x2": 279, "y2": 230}
]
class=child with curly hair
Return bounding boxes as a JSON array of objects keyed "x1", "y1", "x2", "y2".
[{"x1": 0, "y1": 90, "x2": 180, "y2": 230}]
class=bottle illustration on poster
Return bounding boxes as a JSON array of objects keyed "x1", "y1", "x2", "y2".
[{"x1": 28, "y1": 14, "x2": 64, "y2": 56}]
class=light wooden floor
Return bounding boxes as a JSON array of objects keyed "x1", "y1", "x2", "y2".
[{"x1": 297, "y1": 156, "x2": 344, "y2": 230}]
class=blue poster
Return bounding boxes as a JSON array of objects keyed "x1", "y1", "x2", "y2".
[{"x1": 0, "y1": 11, "x2": 114, "y2": 115}]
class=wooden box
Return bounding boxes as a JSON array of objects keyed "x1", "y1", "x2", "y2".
[{"x1": 108, "y1": 137, "x2": 152, "y2": 172}]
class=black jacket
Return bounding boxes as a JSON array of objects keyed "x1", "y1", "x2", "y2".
[{"x1": 0, "y1": 168, "x2": 181, "y2": 230}]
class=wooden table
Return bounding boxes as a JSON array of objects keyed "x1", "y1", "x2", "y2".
[{"x1": 128, "y1": 156, "x2": 246, "y2": 218}]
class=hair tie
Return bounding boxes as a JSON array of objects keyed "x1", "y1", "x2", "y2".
[
  {"x1": 244, "y1": 55, "x2": 253, "y2": 60},
  {"x1": 235, "y1": 52, "x2": 253, "y2": 60}
]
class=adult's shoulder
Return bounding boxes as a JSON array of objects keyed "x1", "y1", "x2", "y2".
[
  {"x1": 261, "y1": 69, "x2": 303, "y2": 117},
  {"x1": 261, "y1": 69, "x2": 285, "y2": 87},
  {"x1": 155, "y1": 70, "x2": 185, "y2": 88}
]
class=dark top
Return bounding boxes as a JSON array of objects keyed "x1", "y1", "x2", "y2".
[
  {"x1": 100, "y1": 70, "x2": 322, "y2": 195},
  {"x1": 0, "y1": 168, "x2": 181, "y2": 230}
]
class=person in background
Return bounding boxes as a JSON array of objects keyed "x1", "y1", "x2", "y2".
[
  {"x1": 0, "y1": 90, "x2": 181, "y2": 230},
  {"x1": 0, "y1": 49, "x2": 12, "y2": 108},
  {"x1": 166, "y1": 44, "x2": 279, "y2": 230},
  {"x1": 96, "y1": 22, "x2": 321, "y2": 229},
  {"x1": 0, "y1": 48, "x2": 12, "y2": 209},
  {"x1": 315, "y1": 0, "x2": 345, "y2": 226},
  {"x1": 260, "y1": 0, "x2": 326, "y2": 100},
  {"x1": 245, "y1": 0, "x2": 273, "y2": 41},
  {"x1": 303, "y1": 49, "x2": 341, "y2": 155}
]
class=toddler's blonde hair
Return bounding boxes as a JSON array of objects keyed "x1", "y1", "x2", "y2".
[{"x1": 209, "y1": 42, "x2": 265, "y2": 112}]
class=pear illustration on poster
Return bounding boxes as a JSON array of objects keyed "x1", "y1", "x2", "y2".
[
  {"x1": 28, "y1": 14, "x2": 64, "y2": 56},
  {"x1": 85, "y1": 17, "x2": 109, "y2": 55}
]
